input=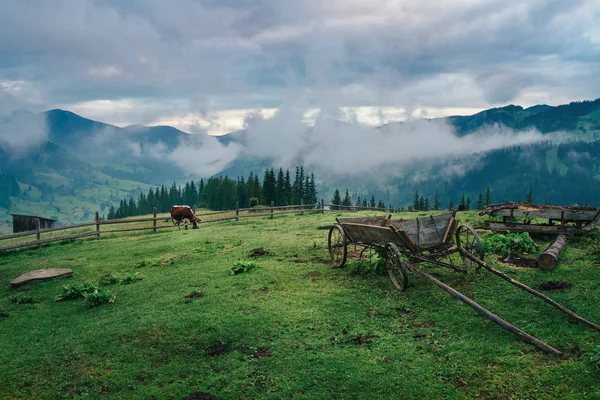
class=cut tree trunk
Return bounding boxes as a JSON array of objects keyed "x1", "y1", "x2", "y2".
[{"x1": 538, "y1": 234, "x2": 567, "y2": 270}]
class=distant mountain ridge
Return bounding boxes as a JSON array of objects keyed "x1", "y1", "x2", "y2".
[{"x1": 1, "y1": 97, "x2": 600, "y2": 232}]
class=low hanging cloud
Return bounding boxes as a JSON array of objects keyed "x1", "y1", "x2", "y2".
[{"x1": 237, "y1": 101, "x2": 558, "y2": 181}]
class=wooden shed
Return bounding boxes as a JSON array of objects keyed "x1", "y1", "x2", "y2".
[{"x1": 11, "y1": 214, "x2": 57, "y2": 233}]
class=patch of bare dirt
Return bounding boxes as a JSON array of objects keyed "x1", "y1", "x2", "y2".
[
  {"x1": 317, "y1": 225, "x2": 333, "y2": 230},
  {"x1": 253, "y1": 347, "x2": 272, "y2": 359},
  {"x1": 498, "y1": 255, "x2": 538, "y2": 268},
  {"x1": 310, "y1": 257, "x2": 331, "y2": 265},
  {"x1": 294, "y1": 259, "x2": 308, "y2": 263},
  {"x1": 184, "y1": 392, "x2": 223, "y2": 400},
  {"x1": 183, "y1": 291, "x2": 205, "y2": 303},
  {"x1": 250, "y1": 247, "x2": 270, "y2": 257},
  {"x1": 539, "y1": 281, "x2": 573, "y2": 291},
  {"x1": 351, "y1": 333, "x2": 378, "y2": 347},
  {"x1": 207, "y1": 340, "x2": 228, "y2": 357}
]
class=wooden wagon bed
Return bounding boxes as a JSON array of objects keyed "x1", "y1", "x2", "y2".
[{"x1": 480, "y1": 202, "x2": 600, "y2": 234}]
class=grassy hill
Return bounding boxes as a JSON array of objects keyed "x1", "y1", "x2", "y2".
[{"x1": 1, "y1": 211, "x2": 599, "y2": 399}]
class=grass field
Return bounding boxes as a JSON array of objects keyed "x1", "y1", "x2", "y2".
[{"x1": 1, "y1": 211, "x2": 599, "y2": 399}]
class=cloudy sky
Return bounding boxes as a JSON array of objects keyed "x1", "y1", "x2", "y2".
[{"x1": 1, "y1": 0, "x2": 599, "y2": 135}]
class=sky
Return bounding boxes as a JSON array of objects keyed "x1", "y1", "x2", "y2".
[{"x1": 1, "y1": 0, "x2": 599, "y2": 135}]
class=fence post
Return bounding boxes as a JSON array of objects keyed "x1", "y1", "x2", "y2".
[
  {"x1": 300, "y1": 199, "x2": 304, "y2": 215},
  {"x1": 153, "y1": 207, "x2": 157, "y2": 233},
  {"x1": 95, "y1": 212, "x2": 100, "y2": 239},
  {"x1": 321, "y1": 199, "x2": 324, "y2": 213},
  {"x1": 36, "y1": 218, "x2": 41, "y2": 249},
  {"x1": 236, "y1": 202, "x2": 239, "y2": 222},
  {"x1": 270, "y1": 201, "x2": 274, "y2": 219}
]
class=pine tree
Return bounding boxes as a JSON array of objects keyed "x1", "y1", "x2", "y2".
[
  {"x1": 377, "y1": 200, "x2": 385, "y2": 209},
  {"x1": 477, "y1": 193, "x2": 484, "y2": 210},
  {"x1": 284, "y1": 169, "x2": 292, "y2": 206},
  {"x1": 107, "y1": 205, "x2": 116, "y2": 220},
  {"x1": 362, "y1": 198, "x2": 368, "y2": 207},
  {"x1": 465, "y1": 197, "x2": 471, "y2": 210},
  {"x1": 356, "y1": 196, "x2": 362, "y2": 209},
  {"x1": 369, "y1": 195, "x2": 376, "y2": 208},
  {"x1": 424, "y1": 198, "x2": 430, "y2": 211},
  {"x1": 331, "y1": 189, "x2": 342, "y2": 210},
  {"x1": 275, "y1": 168, "x2": 285, "y2": 206},
  {"x1": 526, "y1": 185, "x2": 533, "y2": 203},
  {"x1": 309, "y1": 172, "x2": 318, "y2": 206},
  {"x1": 485, "y1": 186, "x2": 491, "y2": 206},
  {"x1": 433, "y1": 191, "x2": 440, "y2": 210},
  {"x1": 418, "y1": 196, "x2": 425, "y2": 211},
  {"x1": 263, "y1": 168, "x2": 276, "y2": 206},
  {"x1": 413, "y1": 190, "x2": 420, "y2": 211},
  {"x1": 342, "y1": 189, "x2": 352, "y2": 207},
  {"x1": 449, "y1": 200, "x2": 454, "y2": 210},
  {"x1": 459, "y1": 193, "x2": 466, "y2": 210}
]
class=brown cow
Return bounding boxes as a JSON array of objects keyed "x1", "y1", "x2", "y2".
[{"x1": 170, "y1": 205, "x2": 201, "y2": 230}]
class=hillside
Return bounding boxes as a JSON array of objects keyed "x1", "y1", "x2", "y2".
[
  {"x1": 1, "y1": 211, "x2": 599, "y2": 398},
  {"x1": 2, "y1": 98, "x2": 600, "y2": 232}
]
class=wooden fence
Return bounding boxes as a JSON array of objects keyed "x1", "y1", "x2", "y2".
[{"x1": 0, "y1": 200, "x2": 402, "y2": 253}]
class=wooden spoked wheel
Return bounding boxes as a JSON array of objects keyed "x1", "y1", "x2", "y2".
[
  {"x1": 386, "y1": 243, "x2": 409, "y2": 291},
  {"x1": 456, "y1": 225, "x2": 484, "y2": 269},
  {"x1": 328, "y1": 224, "x2": 348, "y2": 268}
]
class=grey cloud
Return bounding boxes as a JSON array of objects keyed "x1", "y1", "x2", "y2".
[{"x1": 0, "y1": 0, "x2": 598, "y2": 121}]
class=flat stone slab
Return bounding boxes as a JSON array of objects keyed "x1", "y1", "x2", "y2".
[{"x1": 11, "y1": 268, "x2": 73, "y2": 287}]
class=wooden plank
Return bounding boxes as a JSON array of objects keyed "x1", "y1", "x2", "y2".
[
  {"x1": 389, "y1": 212, "x2": 454, "y2": 248},
  {"x1": 102, "y1": 226, "x2": 162, "y2": 233},
  {"x1": 338, "y1": 216, "x2": 389, "y2": 226},
  {"x1": 582, "y1": 210, "x2": 600, "y2": 232},
  {"x1": 338, "y1": 223, "x2": 399, "y2": 246},
  {"x1": 488, "y1": 208, "x2": 598, "y2": 221},
  {"x1": 0, "y1": 221, "x2": 96, "y2": 240},
  {"x1": 101, "y1": 217, "x2": 159, "y2": 225},
  {"x1": 0, "y1": 231, "x2": 98, "y2": 251},
  {"x1": 488, "y1": 222, "x2": 580, "y2": 234}
]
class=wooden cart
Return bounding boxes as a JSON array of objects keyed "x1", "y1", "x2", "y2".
[
  {"x1": 327, "y1": 211, "x2": 600, "y2": 355},
  {"x1": 327, "y1": 211, "x2": 483, "y2": 290}
]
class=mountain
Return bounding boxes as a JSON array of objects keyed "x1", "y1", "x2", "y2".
[{"x1": 2, "y1": 97, "x2": 600, "y2": 233}]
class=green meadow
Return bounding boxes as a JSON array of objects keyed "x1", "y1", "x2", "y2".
[{"x1": 1, "y1": 211, "x2": 599, "y2": 399}]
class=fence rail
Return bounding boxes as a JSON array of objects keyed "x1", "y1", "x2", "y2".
[{"x1": 0, "y1": 199, "x2": 402, "y2": 253}]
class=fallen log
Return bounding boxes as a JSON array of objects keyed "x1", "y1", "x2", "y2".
[
  {"x1": 538, "y1": 234, "x2": 567, "y2": 270},
  {"x1": 409, "y1": 265, "x2": 562, "y2": 355}
]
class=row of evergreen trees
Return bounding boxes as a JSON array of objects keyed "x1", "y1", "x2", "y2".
[
  {"x1": 107, "y1": 166, "x2": 318, "y2": 219},
  {"x1": 330, "y1": 189, "x2": 387, "y2": 209}
]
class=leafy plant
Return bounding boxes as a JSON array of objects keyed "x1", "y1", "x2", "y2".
[
  {"x1": 99, "y1": 275, "x2": 121, "y2": 285},
  {"x1": 591, "y1": 346, "x2": 600, "y2": 370},
  {"x1": 135, "y1": 260, "x2": 148, "y2": 268},
  {"x1": 484, "y1": 232, "x2": 538, "y2": 255},
  {"x1": 8, "y1": 294, "x2": 36, "y2": 304},
  {"x1": 55, "y1": 282, "x2": 99, "y2": 302},
  {"x1": 230, "y1": 260, "x2": 259, "y2": 275},
  {"x1": 100, "y1": 274, "x2": 142, "y2": 285},
  {"x1": 83, "y1": 289, "x2": 116, "y2": 308},
  {"x1": 349, "y1": 251, "x2": 387, "y2": 276},
  {"x1": 120, "y1": 274, "x2": 142, "y2": 285}
]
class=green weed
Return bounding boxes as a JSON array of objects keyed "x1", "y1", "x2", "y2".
[
  {"x1": 8, "y1": 294, "x2": 36, "y2": 304},
  {"x1": 484, "y1": 231, "x2": 538, "y2": 255},
  {"x1": 55, "y1": 282, "x2": 99, "y2": 302},
  {"x1": 83, "y1": 288, "x2": 116, "y2": 308},
  {"x1": 229, "y1": 260, "x2": 259, "y2": 275}
]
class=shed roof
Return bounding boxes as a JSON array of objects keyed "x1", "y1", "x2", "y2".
[{"x1": 10, "y1": 214, "x2": 57, "y2": 222}]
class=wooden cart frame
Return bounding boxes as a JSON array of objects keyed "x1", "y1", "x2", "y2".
[
  {"x1": 480, "y1": 202, "x2": 600, "y2": 234},
  {"x1": 327, "y1": 211, "x2": 600, "y2": 355}
]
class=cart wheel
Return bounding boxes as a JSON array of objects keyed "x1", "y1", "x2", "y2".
[
  {"x1": 456, "y1": 225, "x2": 484, "y2": 269},
  {"x1": 328, "y1": 224, "x2": 347, "y2": 268},
  {"x1": 386, "y1": 243, "x2": 409, "y2": 291}
]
